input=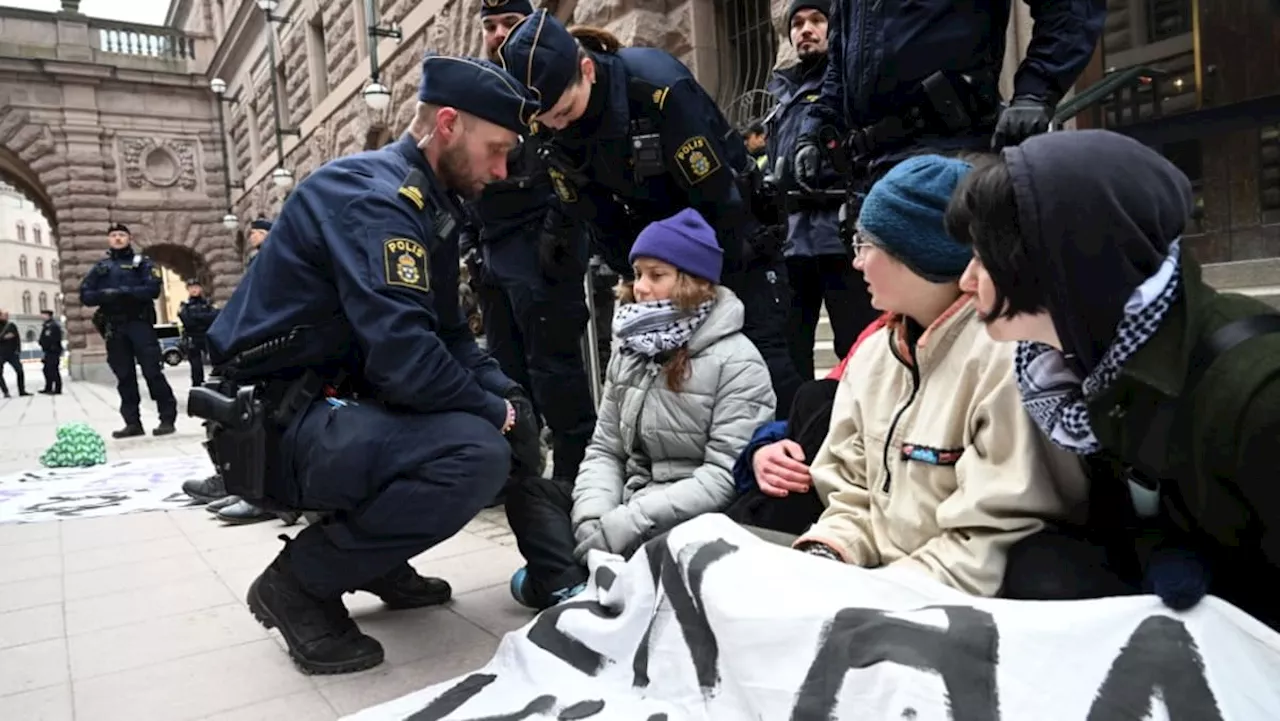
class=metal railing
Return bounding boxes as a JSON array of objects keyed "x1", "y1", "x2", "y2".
[
  {"x1": 91, "y1": 18, "x2": 197, "y2": 60},
  {"x1": 713, "y1": 0, "x2": 777, "y2": 129}
]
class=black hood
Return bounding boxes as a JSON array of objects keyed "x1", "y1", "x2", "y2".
[{"x1": 1004, "y1": 129, "x2": 1193, "y2": 374}]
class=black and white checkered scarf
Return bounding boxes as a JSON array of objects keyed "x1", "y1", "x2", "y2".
[
  {"x1": 1016, "y1": 239, "x2": 1184, "y2": 455},
  {"x1": 613, "y1": 298, "x2": 715, "y2": 358}
]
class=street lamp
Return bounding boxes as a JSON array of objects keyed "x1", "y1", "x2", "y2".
[
  {"x1": 259, "y1": 2, "x2": 298, "y2": 185},
  {"x1": 363, "y1": 0, "x2": 402, "y2": 112},
  {"x1": 210, "y1": 76, "x2": 241, "y2": 231}
]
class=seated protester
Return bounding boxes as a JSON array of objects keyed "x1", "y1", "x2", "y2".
[
  {"x1": 726, "y1": 314, "x2": 889, "y2": 535},
  {"x1": 505, "y1": 208, "x2": 777, "y2": 609},
  {"x1": 790, "y1": 154, "x2": 1091, "y2": 598},
  {"x1": 948, "y1": 129, "x2": 1280, "y2": 626}
]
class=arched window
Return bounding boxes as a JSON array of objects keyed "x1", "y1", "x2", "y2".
[
  {"x1": 21, "y1": 291, "x2": 32, "y2": 314},
  {"x1": 15, "y1": 222, "x2": 25, "y2": 241},
  {"x1": 35, "y1": 258, "x2": 43, "y2": 278},
  {"x1": 38, "y1": 292, "x2": 48, "y2": 312},
  {"x1": 54, "y1": 294, "x2": 62, "y2": 316},
  {"x1": 25, "y1": 329, "x2": 36, "y2": 342},
  {"x1": 18, "y1": 256, "x2": 28, "y2": 277},
  {"x1": 51, "y1": 259, "x2": 58, "y2": 276},
  {"x1": 33, "y1": 226, "x2": 42, "y2": 244}
]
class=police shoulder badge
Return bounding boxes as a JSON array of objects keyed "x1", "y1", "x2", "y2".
[
  {"x1": 673, "y1": 136, "x2": 721, "y2": 186},
  {"x1": 150, "y1": 265, "x2": 162, "y2": 279},
  {"x1": 383, "y1": 237, "x2": 430, "y2": 293},
  {"x1": 398, "y1": 169, "x2": 428, "y2": 211},
  {"x1": 651, "y1": 87, "x2": 669, "y2": 110},
  {"x1": 547, "y1": 167, "x2": 578, "y2": 203}
]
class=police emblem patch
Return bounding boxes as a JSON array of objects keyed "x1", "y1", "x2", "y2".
[
  {"x1": 548, "y1": 167, "x2": 578, "y2": 203},
  {"x1": 151, "y1": 266, "x2": 162, "y2": 279},
  {"x1": 383, "y1": 237, "x2": 430, "y2": 292},
  {"x1": 673, "y1": 136, "x2": 721, "y2": 185}
]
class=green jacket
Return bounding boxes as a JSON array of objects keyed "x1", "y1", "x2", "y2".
[{"x1": 1088, "y1": 256, "x2": 1280, "y2": 565}]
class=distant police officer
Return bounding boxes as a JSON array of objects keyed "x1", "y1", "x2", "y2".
[
  {"x1": 499, "y1": 10, "x2": 804, "y2": 413},
  {"x1": 38, "y1": 309, "x2": 63, "y2": 395},
  {"x1": 467, "y1": 0, "x2": 597, "y2": 480},
  {"x1": 79, "y1": 224, "x2": 178, "y2": 438},
  {"x1": 245, "y1": 217, "x2": 271, "y2": 267},
  {"x1": 178, "y1": 279, "x2": 218, "y2": 387},
  {"x1": 793, "y1": 0, "x2": 1106, "y2": 191},
  {"x1": 205, "y1": 54, "x2": 543, "y2": 675},
  {"x1": 766, "y1": 0, "x2": 877, "y2": 379}
]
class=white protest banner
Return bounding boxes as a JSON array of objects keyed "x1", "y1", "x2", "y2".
[{"x1": 345, "y1": 514, "x2": 1280, "y2": 721}]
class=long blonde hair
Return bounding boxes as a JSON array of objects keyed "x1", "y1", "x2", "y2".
[{"x1": 616, "y1": 272, "x2": 717, "y2": 392}]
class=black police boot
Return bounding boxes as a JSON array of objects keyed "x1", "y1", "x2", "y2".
[
  {"x1": 247, "y1": 540, "x2": 384, "y2": 675},
  {"x1": 183, "y1": 474, "x2": 227, "y2": 503},
  {"x1": 153, "y1": 420, "x2": 176, "y2": 436},
  {"x1": 112, "y1": 424, "x2": 145, "y2": 439},
  {"x1": 205, "y1": 495, "x2": 240, "y2": 514},
  {"x1": 217, "y1": 499, "x2": 275, "y2": 525},
  {"x1": 356, "y1": 564, "x2": 452, "y2": 610}
]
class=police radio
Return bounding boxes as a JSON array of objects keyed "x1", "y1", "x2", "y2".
[{"x1": 630, "y1": 118, "x2": 664, "y2": 179}]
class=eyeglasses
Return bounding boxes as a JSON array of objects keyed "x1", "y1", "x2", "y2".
[{"x1": 847, "y1": 232, "x2": 875, "y2": 261}]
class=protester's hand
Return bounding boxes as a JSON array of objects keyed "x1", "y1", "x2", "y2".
[
  {"x1": 573, "y1": 520, "x2": 608, "y2": 561},
  {"x1": 793, "y1": 138, "x2": 821, "y2": 191},
  {"x1": 992, "y1": 95, "x2": 1055, "y2": 149},
  {"x1": 753, "y1": 439, "x2": 811, "y2": 498},
  {"x1": 504, "y1": 387, "x2": 543, "y2": 473}
]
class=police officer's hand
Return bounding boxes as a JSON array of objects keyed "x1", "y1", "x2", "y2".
[
  {"x1": 504, "y1": 387, "x2": 542, "y2": 473},
  {"x1": 992, "y1": 95, "x2": 1055, "y2": 149},
  {"x1": 793, "y1": 138, "x2": 822, "y2": 192}
]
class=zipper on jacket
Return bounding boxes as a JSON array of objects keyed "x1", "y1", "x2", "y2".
[{"x1": 881, "y1": 330, "x2": 921, "y2": 494}]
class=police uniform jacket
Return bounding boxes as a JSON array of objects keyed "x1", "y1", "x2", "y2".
[
  {"x1": 39, "y1": 320, "x2": 62, "y2": 357},
  {"x1": 178, "y1": 297, "x2": 219, "y2": 339},
  {"x1": 765, "y1": 58, "x2": 845, "y2": 258},
  {"x1": 542, "y1": 47, "x2": 759, "y2": 274},
  {"x1": 800, "y1": 0, "x2": 1106, "y2": 143},
  {"x1": 79, "y1": 247, "x2": 163, "y2": 323},
  {"x1": 207, "y1": 134, "x2": 518, "y2": 428}
]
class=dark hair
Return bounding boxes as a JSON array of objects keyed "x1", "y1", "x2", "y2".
[
  {"x1": 569, "y1": 26, "x2": 622, "y2": 54},
  {"x1": 944, "y1": 155, "x2": 1048, "y2": 322},
  {"x1": 745, "y1": 121, "x2": 765, "y2": 136}
]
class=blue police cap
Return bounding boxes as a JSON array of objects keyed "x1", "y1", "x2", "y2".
[
  {"x1": 250, "y1": 218, "x2": 272, "y2": 231},
  {"x1": 497, "y1": 9, "x2": 579, "y2": 112},
  {"x1": 108, "y1": 223, "x2": 130, "y2": 235},
  {"x1": 480, "y1": 0, "x2": 533, "y2": 17},
  {"x1": 417, "y1": 53, "x2": 539, "y2": 133}
]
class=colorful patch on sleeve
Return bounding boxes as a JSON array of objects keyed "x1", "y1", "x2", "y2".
[
  {"x1": 383, "y1": 237, "x2": 430, "y2": 293},
  {"x1": 548, "y1": 167, "x2": 578, "y2": 203},
  {"x1": 673, "y1": 136, "x2": 722, "y2": 186},
  {"x1": 899, "y1": 443, "x2": 964, "y2": 466}
]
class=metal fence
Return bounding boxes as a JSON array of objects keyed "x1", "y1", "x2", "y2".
[{"x1": 714, "y1": 0, "x2": 778, "y2": 130}]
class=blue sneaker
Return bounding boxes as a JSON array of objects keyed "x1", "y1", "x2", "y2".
[
  {"x1": 550, "y1": 582, "x2": 587, "y2": 605},
  {"x1": 510, "y1": 567, "x2": 537, "y2": 608}
]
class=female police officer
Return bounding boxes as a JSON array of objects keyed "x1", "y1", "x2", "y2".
[{"x1": 498, "y1": 9, "x2": 803, "y2": 413}]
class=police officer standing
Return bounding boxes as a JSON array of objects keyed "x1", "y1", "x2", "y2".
[
  {"x1": 792, "y1": 0, "x2": 1106, "y2": 191},
  {"x1": 766, "y1": 0, "x2": 877, "y2": 379},
  {"x1": 205, "y1": 54, "x2": 543, "y2": 675},
  {"x1": 467, "y1": 0, "x2": 596, "y2": 480},
  {"x1": 177, "y1": 279, "x2": 218, "y2": 387},
  {"x1": 38, "y1": 309, "x2": 62, "y2": 395},
  {"x1": 79, "y1": 224, "x2": 177, "y2": 438},
  {"x1": 499, "y1": 11, "x2": 805, "y2": 413}
]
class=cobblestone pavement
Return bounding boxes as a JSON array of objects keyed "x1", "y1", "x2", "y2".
[{"x1": 0, "y1": 366, "x2": 527, "y2": 720}]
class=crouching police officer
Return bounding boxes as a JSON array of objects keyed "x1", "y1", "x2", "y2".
[
  {"x1": 79, "y1": 223, "x2": 178, "y2": 438},
  {"x1": 198, "y1": 54, "x2": 543, "y2": 675},
  {"x1": 498, "y1": 10, "x2": 805, "y2": 414},
  {"x1": 467, "y1": 0, "x2": 597, "y2": 480}
]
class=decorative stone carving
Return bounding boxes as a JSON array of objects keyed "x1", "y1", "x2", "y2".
[{"x1": 119, "y1": 136, "x2": 199, "y2": 191}]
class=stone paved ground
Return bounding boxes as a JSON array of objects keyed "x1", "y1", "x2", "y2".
[{"x1": 0, "y1": 364, "x2": 528, "y2": 720}]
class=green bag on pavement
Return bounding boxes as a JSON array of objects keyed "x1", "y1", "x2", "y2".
[{"x1": 39, "y1": 422, "x2": 108, "y2": 468}]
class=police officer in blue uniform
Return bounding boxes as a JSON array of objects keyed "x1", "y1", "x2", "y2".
[
  {"x1": 245, "y1": 217, "x2": 271, "y2": 267},
  {"x1": 79, "y1": 223, "x2": 178, "y2": 438},
  {"x1": 204, "y1": 54, "x2": 543, "y2": 675},
  {"x1": 792, "y1": 0, "x2": 1106, "y2": 189},
  {"x1": 177, "y1": 279, "x2": 218, "y2": 387},
  {"x1": 498, "y1": 10, "x2": 804, "y2": 414},
  {"x1": 467, "y1": 0, "x2": 596, "y2": 481}
]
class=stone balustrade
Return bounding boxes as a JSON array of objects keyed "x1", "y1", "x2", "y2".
[
  {"x1": 0, "y1": 5, "x2": 205, "y2": 73},
  {"x1": 91, "y1": 19, "x2": 199, "y2": 61}
]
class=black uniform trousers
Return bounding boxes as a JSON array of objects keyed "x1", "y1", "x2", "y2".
[
  {"x1": 785, "y1": 254, "x2": 879, "y2": 379},
  {"x1": 0, "y1": 354, "x2": 24, "y2": 396},
  {"x1": 279, "y1": 398, "x2": 511, "y2": 599},
  {"x1": 720, "y1": 258, "x2": 804, "y2": 416},
  {"x1": 42, "y1": 352, "x2": 61, "y2": 393},
  {"x1": 505, "y1": 475, "x2": 591, "y2": 608},
  {"x1": 480, "y1": 231, "x2": 597, "y2": 479},
  {"x1": 105, "y1": 320, "x2": 177, "y2": 425},
  {"x1": 187, "y1": 336, "x2": 206, "y2": 387}
]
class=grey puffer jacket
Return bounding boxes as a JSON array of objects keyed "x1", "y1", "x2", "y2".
[{"x1": 571, "y1": 287, "x2": 777, "y2": 559}]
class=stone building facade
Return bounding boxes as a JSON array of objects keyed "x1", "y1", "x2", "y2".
[{"x1": 0, "y1": 183, "x2": 61, "y2": 349}]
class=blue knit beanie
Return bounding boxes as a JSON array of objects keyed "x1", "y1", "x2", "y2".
[
  {"x1": 629, "y1": 208, "x2": 724, "y2": 283},
  {"x1": 858, "y1": 155, "x2": 973, "y2": 282}
]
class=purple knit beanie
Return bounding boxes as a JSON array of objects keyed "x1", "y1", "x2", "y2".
[{"x1": 629, "y1": 208, "x2": 724, "y2": 283}]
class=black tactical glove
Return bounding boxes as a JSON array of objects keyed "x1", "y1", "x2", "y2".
[
  {"x1": 538, "y1": 230, "x2": 587, "y2": 282},
  {"x1": 991, "y1": 95, "x2": 1055, "y2": 149},
  {"x1": 792, "y1": 137, "x2": 822, "y2": 191},
  {"x1": 504, "y1": 387, "x2": 543, "y2": 475}
]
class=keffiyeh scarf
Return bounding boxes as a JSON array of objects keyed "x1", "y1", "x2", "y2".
[
  {"x1": 1016, "y1": 239, "x2": 1184, "y2": 455},
  {"x1": 613, "y1": 299, "x2": 715, "y2": 358}
]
